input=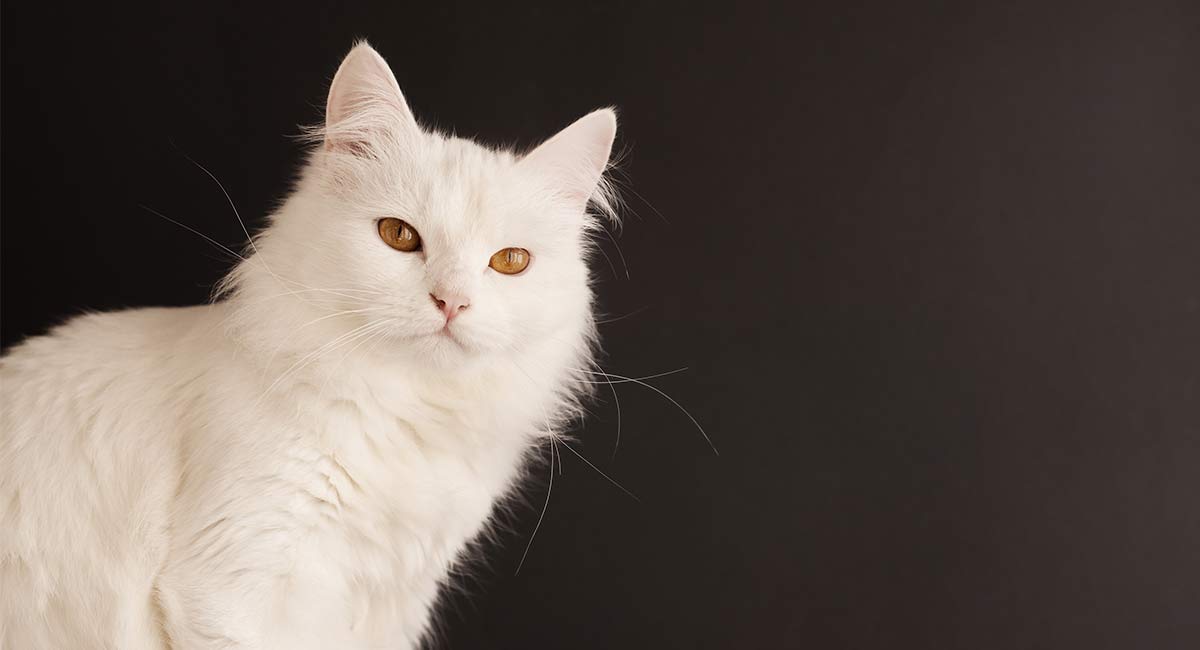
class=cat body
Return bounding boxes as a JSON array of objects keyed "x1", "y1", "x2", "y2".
[{"x1": 0, "y1": 43, "x2": 617, "y2": 649}]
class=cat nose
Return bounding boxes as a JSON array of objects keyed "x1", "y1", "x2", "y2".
[{"x1": 430, "y1": 292, "x2": 470, "y2": 321}]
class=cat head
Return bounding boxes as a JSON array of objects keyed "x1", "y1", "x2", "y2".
[{"x1": 230, "y1": 43, "x2": 617, "y2": 370}]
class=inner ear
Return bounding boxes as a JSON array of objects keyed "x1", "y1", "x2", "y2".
[
  {"x1": 324, "y1": 42, "x2": 417, "y2": 155},
  {"x1": 521, "y1": 109, "x2": 617, "y2": 209}
]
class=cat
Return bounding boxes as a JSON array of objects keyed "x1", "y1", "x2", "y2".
[{"x1": 0, "y1": 42, "x2": 618, "y2": 649}]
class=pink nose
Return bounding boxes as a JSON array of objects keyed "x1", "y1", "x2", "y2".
[{"x1": 430, "y1": 292, "x2": 470, "y2": 321}]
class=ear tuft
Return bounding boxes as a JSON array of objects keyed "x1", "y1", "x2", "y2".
[
  {"x1": 324, "y1": 42, "x2": 416, "y2": 154},
  {"x1": 521, "y1": 109, "x2": 618, "y2": 211}
]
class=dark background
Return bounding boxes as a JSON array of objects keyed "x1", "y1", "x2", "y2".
[{"x1": 3, "y1": 1, "x2": 1199, "y2": 648}]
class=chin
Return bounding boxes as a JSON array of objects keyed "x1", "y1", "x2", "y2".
[
  {"x1": 397, "y1": 327, "x2": 482, "y2": 367},
  {"x1": 377, "y1": 319, "x2": 514, "y2": 368},
  {"x1": 428, "y1": 332, "x2": 472, "y2": 359}
]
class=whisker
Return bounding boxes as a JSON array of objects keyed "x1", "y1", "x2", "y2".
[
  {"x1": 163, "y1": 149, "x2": 393, "y2": 312},
  {"x1": 254, "y1": 287, "x2": 386, "y2": 298},
  {"x1": 174, "y1": 150, "x2": 352, "y2": 307},
  {"x1": 596, "y1": 306, "x2": 650, "y2": 325},
  {"x1": 557, "y1": 438, "x2": 639, "y2": 502},
  {"x1": 258, "y1": 319, "x2": 384, "y2": 400},
  {"x1": 576, "y1": 367, "x2": 689, "y2": 385},
  {"x1": 626, "y1": 183, "x2": 670, "y2": 225},
  {"x1": 316, "y1": 320, "x2": 395, "y2": 400},
  {"x1": 582, "y1": 357, "x2": 622, "y2": 460},
  {"x1": 598, "y1": 225, "x2": 630, "y2": 280},
  {"x1": 511, "y1": 357, "x2": 641, "y2": 497},
  {"x1": 574, "y1": 367, "x2": 717, "y2": 456},
  {"x1": 293, "y1": 306, "x2": 392, "y2": 331},
  {"x1": 515, "y1": 440, "x2": 555, "y2": 575},
  {"x1": 590, "y1": 238, "x2": 620, "y2": 279},
  {"x1": 284, "y1": 285, "x2": 385, "y2": 302},
  {"x1": 139, "y1": 204, "x2": 246, "y2": 262},
  {"x1": 176, "y1": 151, "x2": 262, "y2": 259},
  {"x1": 555, "y1": 437, "x2": 563, "y2": 476},
  {"x1": 262, "y1": 307, "x2": 392, "y2": 371}
]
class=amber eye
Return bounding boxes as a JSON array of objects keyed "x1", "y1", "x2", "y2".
[
  {"x1": 489, "y1": 247, "x2": 531, "y2": 275},
  {"x1": 378, "y1": 218, "x2": 421, "y2": 252}
]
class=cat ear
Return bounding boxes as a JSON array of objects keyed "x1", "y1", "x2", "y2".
[
  {"x1": 324, "y1": 42, "x2": 417, "y2": 153},
  {"x1": 521, "y1": 109, "x2": 617, "y2": 209}
]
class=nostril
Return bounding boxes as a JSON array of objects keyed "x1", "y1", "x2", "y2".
[{"x1": 431, "y1": 292, "x2": 470, "y2": 320}]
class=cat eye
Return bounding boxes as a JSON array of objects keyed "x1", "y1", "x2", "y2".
[
  {"x1": 378, "y1": 218, "x2": 422, "y2": 252},
  {"x1": 489, "y1": 247, "x2": 531, "y2": 275}
]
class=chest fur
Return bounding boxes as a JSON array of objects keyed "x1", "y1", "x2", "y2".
[{"x1": 285, "y1": 380, "x2": 532, "y2": 589}]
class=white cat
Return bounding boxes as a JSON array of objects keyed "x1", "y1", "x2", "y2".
[{"x1": 0, "y1": 42, "x2": 617, "y2": 649}]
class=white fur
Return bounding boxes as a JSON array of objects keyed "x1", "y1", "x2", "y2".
[{"x1": 0, "y1": 42, "x2": 617, "y2": 649}]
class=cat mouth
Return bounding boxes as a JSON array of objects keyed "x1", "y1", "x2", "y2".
[{"x1": 436, "y1": 326, "x2": 467, "y2": 348}]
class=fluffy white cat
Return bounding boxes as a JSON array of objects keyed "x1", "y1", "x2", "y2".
[{"x1": 0, "y1": 42, "x2": 617, "y2": 649}]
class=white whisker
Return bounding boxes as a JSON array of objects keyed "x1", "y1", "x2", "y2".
[
  {"x1": 258, "y1": 319, "x2": 385, "y2": 401},
  {"x1": 597, "y1": 225, "x2": 630, "y2": 279},
  {"x1": 139, "y1": 204, "x2": 246, "y2": 262},
  {"x1": 178, "y1": 152, "x2": 263, "y2": 261},
  {"x1": 557, "y1": 438, "x2": 639, "y2": 502},
  {"x1": 595, "y1": 306, "x2": 649, "y2": 325},
  {"x1": 315, "y1": 320, "x2": 395, "y2": 400},
  {"x1": 261, "y1": 307, "x2": 393, "y2": 375},
  {"x1": 577, "y1": 367, "x2": 689, "y2": 386},
  {"x1": 515, "y1": 441, "x2": 555, "y2": 575},
  {"x1": 591, "y1": 240, "x2": 620, "y2": 279},
  {"x1": 582, "y1": 357, "x2": 623, "y2": 459},
  {"x1": 574, "y1": 367, "x2": 717, "y2": 455},
  {"x1": 174, "y1": 151, "x2": 370, "y2": 308}
]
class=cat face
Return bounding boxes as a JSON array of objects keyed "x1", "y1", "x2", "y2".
[{"x1": 248, "y1": 44, "x2": 616, "y2": 367}]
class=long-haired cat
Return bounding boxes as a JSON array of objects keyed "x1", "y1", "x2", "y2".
[{"x1": 0, "y1": 42, "x2": 617, "y2": 649}]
